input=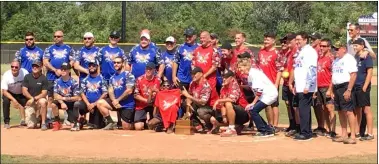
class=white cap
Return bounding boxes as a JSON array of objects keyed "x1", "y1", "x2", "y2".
[
  {"x1": 140, "y1": 33, "x2": 151, "y2": 40},
  {"x1": 83, "y1": 32, "x2": 94, "y2": 38},
  {"x1": 165, "y1": 36, "x2": 175, "y2": 43}
]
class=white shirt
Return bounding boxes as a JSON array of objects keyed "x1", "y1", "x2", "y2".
[
  {"x1": 248, "y1": 68, "x2": 278, "y2": 105},
  {"x1": 332, "y1": 53, "x2": 358, "y2": 85},
  {"x1": 293, "y1": 44, "x2": 318, "y2": 93},
  {"x1": 1, "y1": 68, "x2": 29, "y2": 94}
]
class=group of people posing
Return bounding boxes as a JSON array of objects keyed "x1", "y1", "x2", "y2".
[{"x1": 1, "y1": 24, "x2": 375, "y2": 144}]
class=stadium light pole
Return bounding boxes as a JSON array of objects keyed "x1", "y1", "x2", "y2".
[{"x1": 121, "y1": 1, "x2": 126, "y2": 43}]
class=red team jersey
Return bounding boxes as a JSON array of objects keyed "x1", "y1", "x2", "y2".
[
  {"x1": 281, "y1": 46, "x2": 298, "y2": 86},
  {"x1": 134, "y1": 75, "x2": 161, "y2": 110},
  {"x1": 220, "y1": 78, "x2": 248, "y2": 108},
  {"x1": 257, "y1": 48, "x2": 284, "y2": 84},
  {"x1": 189, "y1": 78, "x2": 219, "y2": 106},
  {"x1": 192, "y1": 45, "x2": 220, "y2": 89},
  {"x1": 317, "y1": 54, "x2": 333, "y2": 87},
  {"x1": 154, "y1": 89, "x2": 181, "y2": 128}
]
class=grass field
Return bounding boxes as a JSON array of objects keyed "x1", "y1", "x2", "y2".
[{"x1": 1, "y1": 64, "x2": 378, "y2": 163}]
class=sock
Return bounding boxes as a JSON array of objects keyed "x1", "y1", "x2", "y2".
[
  {"x1": 47, "y1": 108, "x2": 52, "y2": 119},
  {"x1": 105, "y1": 116, "x2": 114, "y2": 123},
  {"x1": 54, "y1": 116, "x2": 60, "y2": 122},
  {"x1": 296, "y1": 124, "x2": 300, "y2": 132},
  {"x1": 229, "y1": 125, "x2": 235, "y2": 130}
]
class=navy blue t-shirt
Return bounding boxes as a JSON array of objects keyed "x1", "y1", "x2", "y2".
[
  {"x1": 355, "y1": 54, "x2": 373, "y2": 86},
  {"x1": 15, "y1": 46, "x2": 44, "y2": 73},
  {"x1": 173, "y1": 42, "x2": 199, "y2": 84},
  {"x1": 162, "y1": 50, "x2": 175, "y2": 84}
]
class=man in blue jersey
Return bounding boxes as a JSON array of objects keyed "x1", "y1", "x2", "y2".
[
  {"x1": 162, "y1": 36, "x2": 177, "y2": 85},
  {"x1": 211, "y1": 33, "x2": 223, "y2": 94},
  {"x1": 43, "y1": 30, "x2": 76, "y2": 126},
  {"x1": 98, "y1": 31, "x2": 127, "y2": 84},
  {"x1": 97, "y1": 56, "x2": 136, "y2": 130},
  {"x1": 126, "y1": 32, "x2": 164, "y2": 79},
  {"x1": 15, "y1": 32, "x2": 44, "y2": 73},
  {"x1": 172, "y1": 27, "x2": 199, "y2": 90},
  {"x1": 50, "y1": 63, "x2": 81, "y2": 131},
  {"x1": 74, "y1": 32, "x2": 101, "y2": 83},
  {"x1": 140, "y1": 29, "x2": 161, "y2": 53},
  {"x1": 74, "y1": 59, "x2": 108, "y2": 129}
]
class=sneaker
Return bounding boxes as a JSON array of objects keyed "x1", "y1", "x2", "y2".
[
  {"x1": 243, "y1": 126, "x2": 254, "y2": 131},
  {"x1": 78, "y1": 118, "x2": 87, "y2": 130},
  {"x1": 332, "y1": 137, "x2": 345, "y2": 142},
  {"x1": 52, "y1": 121, "x2": 61, "y2": 131},
  {"x1": 360, "y1": 134, "x2": 374, "y2": 141},
  {"x1": 254, "y1": 132, "x2": 266, "y2": 137},
  {"x1": 166, "y1": 124, "x2": 174, "y2": 134},
  {"x1": 294, "y1": 134, "x2": 312, "y2": 141},
  {"x1": 102, "y1": 122, "x2": 115, "y2": 130},
  {"x1": 274, "y1": 126, "x2": 280, "y2": 133},
  {"x1": 347, "y1": 132, "x2": 361, "y2": 139},
  {"x1": 87, "y1": 123, "x2": 96, "y2": 130},
  {"x1": 70, "y1": 123, "x2": 80, "y2": 131},
  {"x1": 235, "y1": 125, "x2": 244, "y2": 135},
  {"x1": 326, "y1": 131, "x2": 337, "y2": 139},
  {"x1": 4, "y1": 124, "x2": 10, "y2": 129},
  {"x1": 195, "y1": 125, "x2": 203, "y2": 132},
  {"x1": 209, "y1": 126, "x2": 220, "y2": 134},
  {"x1": 254, "y1": 131, "x2": 274, "y2": 138},
  {"x1": 343, "y1": 138, "x2": 357, "y2": 144},
  {"x1": 220, "y1": 128, "x2": 237, "y2": 137},
  {"x1": 285, "y1": 130, "x2": 297, "y2": 137},
  {"x1": 41, "y1": 124, "x2": 48, "y2": 131},
  {"x1": 20, "y1": 120, "x2": 27, "y2": 126},
  {"x1": 63, "y1": 119, "x2": 71, "y2": 126},
  {"x1": 219, "y1": 126, "x2": 228, "y2": 132}
]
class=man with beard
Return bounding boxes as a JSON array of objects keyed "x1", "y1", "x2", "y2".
[
  {"x1": 74, "y1": 32, "x2": 101, "y2": 83},
  {"x1": 50, "y1": 63, "x2": 81, "y2": 131},
  {"x1": 96, "y1": 57, "x2": 136, "y2": 130},
  {"x1": 126, "y1": 32, "x2": 164, "y2": 79},
  {"x1": 74, "y1": 59, "x2": 108, "y2": 129},
  {"x1": 15, "y1": 32, "x2": 44, "y2": 73},
  {"x1": 162, "y1": 36, "x2": 177, "y2": 85}
]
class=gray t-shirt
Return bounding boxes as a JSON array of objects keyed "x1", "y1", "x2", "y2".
[{"x1": 1, "y1": 68, "x2": 29, "y2": 94}]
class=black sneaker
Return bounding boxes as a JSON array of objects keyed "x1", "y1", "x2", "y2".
[
  {"x1": 326, "y1": 131, "x2": 337, "y2": 139},
  {"x1": 285, "y1": 130, "x2": 297, "y2": 137},
  {"x1": 360, "y1": 134, "x2": 374, "y2": 141},
  {"x1": 102, "y1": 122, "x2": 115, "y2": 130},
  {"x1": 294, "y1": 134, "x2": 312, "y2": 141}
]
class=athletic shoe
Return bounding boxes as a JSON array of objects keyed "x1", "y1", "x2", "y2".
[
  {"x1": 285, "y1": 130, "x2": 297, "y2": 137},
  {"x1": 63, "y1": 119, "x2": 71, "y2": 126},
  {"x1": 219, "y1": 126, "x2": 228, "y2": 132},
  {"x1": 70, "y1": 123, "x2": 80, "y2": 131},
  {"x1": 209, "y1": 126, "x2": 220, "y2": 134},
  {"x1": 41, "y1": 124, "x2": 48, "y2": 131},
  {"x1": 294, "y1": 134, "x2": 312, "y2": 141},
  {"x1": 343, "y1": 138, "x2": 357, "y2": 144},
  {"x1": 360, "y1": 134, "x2": 374, "y2": 141},
  {"x1": 347, "y1": 132, "x2": 361, "y2": 139},
  {"x1": 87, "y1": 123, "x2": 96, "y2": 130},
  {"x1": 52, "y1": 121, "x2": 61, "y2": 131},
  {"x1": 254, "y1": 131, "x2": 274, "y2": 138},
  {"x1": 326, "y1": 131, "x2": 337, "y2": 139},
  {"x1": 235, "y1": 125, "x2": 244, "y2": 135},
  {"x1": 332, "y1": 137, "x2": 345, "y2": 143},
  {"x1": 274, "y1": 126, "x2": 280, "y2": 133},
  {"x1": 78, "y1": 118, "x2": 87, "y2": 130},
  {"x1": 102, "y1": 122, "x2": 115, "y2": 130},
  {"x1": 4, "y1": 124, "x2": 10, "y2": 129},
  {"x1": 166, "y1": 124, "x2": 174, "y2": 134},
  {"x1": 220, "y1": 128, "x2": 237, "y2": 137},
  {"x1": 20, "y1": 120, "x2": 27, "y2": 126},
  {"x1": 243, "y1": 126, "x2": 254, "y2": 131},
  {"x1": 195, "y1": 125, "x2": 203, "y2": 132}
]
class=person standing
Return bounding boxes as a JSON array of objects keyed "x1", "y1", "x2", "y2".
[
  {"x1": 162, "y1": 36, "x2": 177, "y2": 85},
  {"x1": 15, "y1": 32, "x2": 44, "y2": 73}
]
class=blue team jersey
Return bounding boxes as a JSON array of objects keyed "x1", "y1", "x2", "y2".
[
  {"x1": 98, "y1": 45, "x2": 126, "y2": 80},
  {"x1": 81, "y1": 74, "x2": 107, "y2": 103},
  {"x1": 75, "y1": 46, "x2": 101, "y2": 81},
  {"x1": 53, "y1": 77, "x2": 80, "y2": 97},
  {"x1": 173, "y1": 42, "x2": 199, "y2": 84},
  {"x1": 162, "y1": 50, "x2": 175, "y2": 84},
  {"x1": 15, "y1": 46, "x2": 44, "y2": 73},
  {"x1": 110, "y1": 71, "x2": 136, "y2": 109},
  {"x1": 216, "y1": 47, "x2": 223, "y2": 87},
  {"x1": 43, "y1": 44, "x2": 75, "y2": 81},
  {"x1": 126, "y1": 44, "x2": 163, "y2": 79}
]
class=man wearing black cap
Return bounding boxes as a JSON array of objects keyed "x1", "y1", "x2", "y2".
[
  {"x1": 74, "y1": 59, "x2": 108, "y2": 129},
  {"x1": 51, "y1": 63, "x2": 81, "y2": 131},
  {"x1": 210, "y1": 69, "x2": 250, "y2": 137},
  {"x1": 310, "y1": 32, "x2": 322, "y2": 56},
  {"x1": 352, "y1": 38, "x2": 374, "y2": 141},
  {"x1": 133, "y1": 62, "x2": 161, "y2": 130},
  {"x1": 22, "y1": 60, "x2": 48, "y2": 130},
  {"x1": 181, "y1": 67, "x2": 219, "y2": 132},
  {"x1": 98, "y1": 31, "x2": 126, "y2": 84}
]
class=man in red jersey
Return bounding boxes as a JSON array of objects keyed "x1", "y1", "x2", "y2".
[
  {"x1": 313, "y1": 38, "x2": 336, "y2": 138},
  {"x1": 233, "y1": 32, "x2": 257, "y2": 67},
  {"x1": 256, "y1": 32, "x2": 284, "y2": 132},
  {"x1": 210, "y1": 69, "x2": 250, "y2": 137},
  {"x1": 310, "y1": 32, "x2": 322, "y2": 56},
  {"x1": 182, "y1": 67, "x2": 219, "y2": 132},
  {"x1": 192, "y1": 31, "x2": 220, "y2": 90},
  {"x1": 134, "y1": 62, "x2": 161, "y2": 130}
]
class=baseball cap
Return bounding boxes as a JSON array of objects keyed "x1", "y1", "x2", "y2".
[
  {"x1": 191, "y1": 67, "x2": 203, "y2": 75},
  {"x1": 61, "y1": 62, "x2": 71, "y2": 70},
  {"x1": 220, "y1": 42, "x2": 233, "y2": 50},
  {"x1": 165, "y1": 36, "x2": 175, "y2": 43},
  {"x1": 332, "y1": 41, "x2": 346, "y2": 51},
  {"x1": 83, "y1": 32, "x2": 94, "y2": 38},
  {"x1": 146, "y1": 62, "x2": 155, "y2": 69},
  {"x1": 109, "y1": 31, "x2": 120, "y2": 38},
  {"x1": 237, "y1": 52, "x2": 251, "y2": 59},
  {"x1": 184, "y1": 27, "x2": 196, "y2": 36},
  {"x1": 286, "y1": 33, "x2": 296, "y2": 41},
  {"x1": 32, "y1": 60, "x2": 42, "y2": 67},
  {"x1": 210, "y1": 33, "x2": 218, "y2": 39},
  {"x1": 352, "y1": 38, "x2": 366, "y2": 47},
  {"x1": 140, "y1": 33, "x2": 151, "y2": 40},
  {"x1": 310, "y1": 32, "x2": 322, "y2": 40},
  {"x1": 223, "y1": 69, "x2": 234, "y2": 78},
  {"x1": 280, "y1": 36, "x2": 287, "y2": 44},
  {"x1": 88, "y1": 59, "x2": 99, "y2": 66}
]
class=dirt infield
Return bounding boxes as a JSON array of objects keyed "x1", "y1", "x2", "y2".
[{"x1": 1, "y1": 125, "x2": 377, "y2": 162}]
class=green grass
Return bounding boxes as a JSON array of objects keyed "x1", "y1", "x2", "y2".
[{"x1": 1, "y1": 154, "x2": 377, "y2": 163}]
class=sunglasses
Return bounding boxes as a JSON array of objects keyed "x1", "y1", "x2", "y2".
[
  {"x1": 54, "y1": 35, "x2": 63, "y2": 38},
  {"x1": 348, "y1": 29, "x2": 354, "y2": 32},
  {"x1": 113, "y1": 61, "x2": 122, "y2": 64},
  {"x1": 25, "y1": 38, "x2": 34, "y2": 41},
  {"x1": 320, "y1": 45, "x2": 329, "y2": 47},
  {"x1": 162, "y1": 84, "x2": 170, "y2": 87},
  {"x1": 88, "y1": 64, "x2": 97, "y2": 67},
  {"x1": 110, "y1": 36, "x2": 120, "y2": 39},
  {"x1": 83, "y1": 37, "x2": 92, "y2": 40},
  {"x1": 32, "y1": 65, "x2": 40, "y2": 68},
  {"x1": 11, "y1": 66, "x2": 19, "y2": 69}
]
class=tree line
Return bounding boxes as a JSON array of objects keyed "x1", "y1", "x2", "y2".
[{"x1": 1, "y1": 2, "x2": 377, "y2": 44}]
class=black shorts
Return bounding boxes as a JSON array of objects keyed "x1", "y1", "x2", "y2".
[
  {"x1": 119, "y1": 109, "x2": 134, "y2": 123},
  {"x1": 354, "y1": 85, "x2": 371, "y2": 107},
  {"x1": 314, "y1": 87, "x2": 334, "y2": 106},
  {"x1": 333, "y1": 83, "x2": 355, "y2": 111},
  {"x1": 242, "y1": 88, "x2": 255, "y2": 103},
  {"x1": 52, "y1": 100, "x2": 76, "y2": 122},
  {"x1": 178, "y1": 82, "x2": 190, "y2": 91},
  {"x1": 47, "y1": 80, "x2": 55, "y2": 97},
  {"x1": 215, "y1": 104, "x2": 249, "y2": 125},
  {"x1": 134, "y1": 106, "x2": 154, "y2": 123}
]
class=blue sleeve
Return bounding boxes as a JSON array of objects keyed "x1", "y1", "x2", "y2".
[
  {"x1": 15, "y1": 48, "x2": 22, "y2": 61},
  {"x1": 80, "y1": 78, "x2": 87, "y2": 94},
  {"x1": 72, "y1": 79, "x2": 80, "y2": 96},
  {"x1": 173, "y1": 45, "x2": 181, "y2": 63},
  {"x1": 365, "y1": 55, "x2": 373, "y2": 68},
  {"x1": 305, "y1": 66, "x2": 317, "y2": 89},
  {"x1": 43, "y1": 47, "x2": 51, "y2": 59}
]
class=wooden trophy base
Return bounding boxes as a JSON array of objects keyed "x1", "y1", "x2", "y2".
[{"x1": 175, "y1": 120, "x2": 194, "y2": 135}]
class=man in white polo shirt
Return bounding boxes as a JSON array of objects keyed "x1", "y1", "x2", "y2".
[
  {"x1": 1, "y1": 60, "x2": 29, "y2": 129},
  {"x1": 291, "y1": 32, "x2": 318, "y2": 141},
  {"x1": 331, "y1": 42, "x2": 358, "y2": 144}
]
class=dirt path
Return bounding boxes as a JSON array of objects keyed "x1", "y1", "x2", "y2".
[{"x1": 1, "y1": 125, "x2": 377, "y2": 162}]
